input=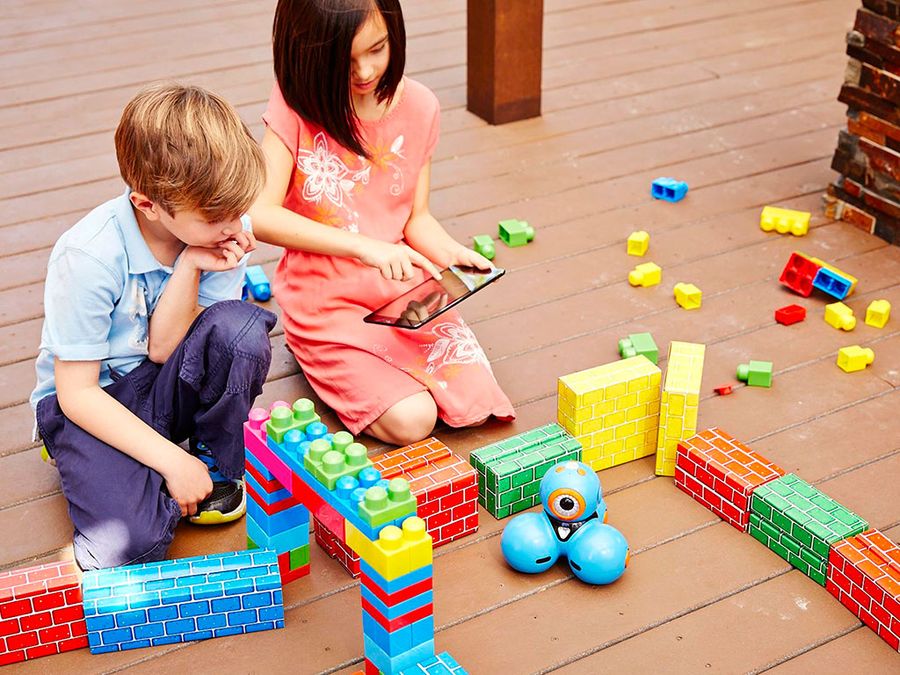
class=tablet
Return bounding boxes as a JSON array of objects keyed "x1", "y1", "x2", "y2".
[{"x1": 364, "y1": 265, "x2": 506, "y2": 329}]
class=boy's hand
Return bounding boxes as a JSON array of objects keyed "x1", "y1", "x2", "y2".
[
  {"x1": 448, "y1": 244, "x2": 493, "y2": 271},
  {"x1": 357, "y1": 239, "x2": 443, "y2": 281},
  {"x1": 161, "y1": 449, "x2": 213, "y2": 517},
  {"x1": 182, "y1": 231, "x2": 257, "y2": 272}
]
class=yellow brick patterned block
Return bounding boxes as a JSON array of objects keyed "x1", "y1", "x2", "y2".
[
  {"x1": 345, "y1": 516, "x2": 433, "y2": 581},
  {"x1": 558, "y1": 356, "x2": 661, "y2": 471},
  {"x1": 655, "y1": 341, "x2": 705, "y2": 476}
]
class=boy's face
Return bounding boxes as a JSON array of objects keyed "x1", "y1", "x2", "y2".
[
  {"x1": 131, "y1": 193, "x2": 242, "y2": 248},
  {"x1": 350, "y1": 12, "x2": 390, "y2": 98}
]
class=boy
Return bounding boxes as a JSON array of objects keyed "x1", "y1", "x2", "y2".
[{"x1": 30, "y1": 83, "x2": 277, "y2": 571}]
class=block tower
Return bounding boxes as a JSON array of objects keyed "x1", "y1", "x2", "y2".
[
  {"x1": 557, "y1": 356, "x2": 661, "y2": 471},
  {"x1": 655, "y1": 341, "x2": 705, "y2": 476}
]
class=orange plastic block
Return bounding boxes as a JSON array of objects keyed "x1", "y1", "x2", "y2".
[{"x1": 674, "y1": 428, "x2": 785, "y2": 532}]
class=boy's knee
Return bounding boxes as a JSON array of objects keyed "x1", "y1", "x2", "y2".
[
  {"x1": 74, "y1": 521, "x2": 172, "y2": 571},
  {"x1": 196, "y1": 301, "x2": 276, "y2": 356},
  {"x1": 373, "y1": 393, "x2": 437, "y2": 446}
]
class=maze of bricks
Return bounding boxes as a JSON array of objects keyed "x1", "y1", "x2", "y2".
[
  {"x1": 675, "y1": 427, "x2": 784, "y2": 531},
  {"x1": 558, "y1": 355, "x2": 661, "y2": 471}
]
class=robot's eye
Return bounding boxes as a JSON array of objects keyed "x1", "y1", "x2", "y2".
[{"x1": 547, "y1": 488, "x2": 586, "y2": 521}]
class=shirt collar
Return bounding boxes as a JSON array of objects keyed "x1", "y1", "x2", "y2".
[{"x1": 114, "y1": 188, "x2": 169, "y2": 275}]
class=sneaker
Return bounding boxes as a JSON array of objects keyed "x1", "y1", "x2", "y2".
[{"x1": 188, "y1": 440, "x2": 246, "y2": 525}]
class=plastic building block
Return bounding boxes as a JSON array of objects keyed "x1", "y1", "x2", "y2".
[
  {"x1": 650, "y1": 177, "x2": 688, "y2": 202},
  {"x1": 824, "y1": 302, "x2": 856, "y2": 331},
  {"x1": 628, "y1": 262, "x2": 661, "y2": 287},
  {"x1": 759, "y1": 206, "x2": 810, "y2": 236},
  {"x1": 775, "y1": 304, "x2": 806, "y2": 326},
  {"x1": 627, "y1": 231, "x2": 650, "y2": 256},
  {"x1": 812, "y1": 267, "x2": 853, "y2": 300},
  {"x1": 865, "y1": 299, "x2": 891, "y2": 328},
  {"x1": 244, "y1": 265, "x2": 271, "y2": 301},
  {"x1": 345, "y1": 517, "x2": 433, "y2": 582},
  {"x1": 470, "y1": 424, "x2": 581, "y2": 518},
  {"x1": 836, "y1": 345, "x2": 874, "y2": 373},
  {"x1": 749, "y1": 474, "x2": 868, "y2": 585},
  {"x1": 559, "y1": 356, "x2": 661, "y2": 472},
  {"x1": 501, "y1": 460, "x2": 629, "y2": 585},
  {"x1": 617, "y1": 332, "x2": 658, "y2": 364},
  {"x1": 779, "y1": 252, "x2": 821, "y2": 297},
  {"x1": 398, "y1": 651, "x2": 469, "y2": 675},
  {"x1": 827, "y1": 530, "x2": 900, "y2": 651},
  {"x1": 673, "y1": 282, "x2": 702, "y2": 310},
  {"x1": 808, "y1": 256, "x2": 857, "y2": 296},
  {"x1": 497, "y1": 219, "x2": 534, "y2": 247},
  {"x1": 675, "y1": 428, "x2": 784, "y2": 532},
  {"x1": 0, "y1": 561, "x2": 87, "y2": 666},
  {"x1": 736, "y1": 360, "x2": 773, "y2": 388},
  {"x1": 471, "y1": 234, "x2": 495, "y2": 260},
  {"x1": 358, "y1": 479, "x2": 418, "y2": 529},
  {"x1": 713, "y1": 384, "x2": 733, "y2": 396},
  {"x1": 265, "y1": 399, "x2": 320, "y2": 444},
  {"x1": 81, "y1": 550, "x2": 284, "y2": 653},
  {"x1": 303, "y1": 434, "x2": 372, "y2": 490},
  {"x1": 655, "y1": 341, "x2": 705, "y2": 476}
]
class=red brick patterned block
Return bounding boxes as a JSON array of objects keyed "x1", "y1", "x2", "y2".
[
  {"x1": 313, "y1": 515, "x2": 361, "y2": 578},
  {"x1": 0, "y1": 560, "x2": 87, "y2": 666},
  {"x1": 827, "y1": 529, "x2": 900, "y2": 651},
  {"x1": 675, "y1": 427, "x2": 785, "y2": 531}
]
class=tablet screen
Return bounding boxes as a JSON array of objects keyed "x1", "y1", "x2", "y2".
[{"x1": 364, "y1": 266, "x2": 505, "y2": 329}]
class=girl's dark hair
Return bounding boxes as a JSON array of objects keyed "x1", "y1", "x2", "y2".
[{"x1": 273, "y1": 0, "x2": 406, "y2": 159}]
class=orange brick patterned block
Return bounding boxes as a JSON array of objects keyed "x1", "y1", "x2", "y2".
[
  {"x1": 372, "y1": 438, "x2": 478, "y2": 547},
  {"x1": 674, "y1": 428, "x2": 785, "y2": 531},
  {"x1": 827, "y1": 529, "x2": 900, "y2": 651},
  {"x1": 0, "y1": 560, "x2": 88, "y2": 666}
]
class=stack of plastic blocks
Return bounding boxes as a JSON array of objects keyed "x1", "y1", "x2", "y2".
[
  {"x1": 779, "y1": 252, "x2": 858, "y2": 300},
  {"x1": 827, "y1": 530, "x2": 900, "y2": 651},
  {"x1": 750, "y1": 474, "x2": 869, "y2": 585},
  {"x1": 469, "y1": 424, "x2": 581, "y2": 519},
  {"x1": 0, "y1": 560, "x2": 87, "y2": 666},
  {"x1": 557, "y1": 356, "x2": 661, "y2": 471},
  {"x1": 346, "y1": 517, "x2": 437, "y2": 674},
  {"x1": 81, "y1": 550, "x2": 284, "y2": 654},
  {"x1": 655, "y1": 342, "x2": 705, "y2": 477},
  {"x1": 675, "y1": 428, "x2": 785, "y2": 531}
]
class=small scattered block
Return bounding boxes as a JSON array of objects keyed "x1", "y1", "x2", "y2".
[
  {"x1": 471, "y1": 234, "x2": 495, "y2": 260},
  {"x1": 824, "y1": 302, "x2": 856, "y2": 331},
  {"x1": 836, "y1": 345, "x2": 875, "y2": 373},
  {"x1": 775, "y1": 304, "x2": 806, "y2": 326},
  {"x1": 865, "y1": 299, "x2": 891, "y2": 328},
  {"x1": 673, "y1": 282, "x2": 702, "y2": 310},
  {"x1": 617, "y1": 332, "x2": 658, "y2": 364},
  {"x1": 498, "y1": 219, "x2": 534, "y2": 247},
  {"x1": 626, "y1": 231, "x2": 650, "y2": 256},
  {"x1": 628, "y1": 262, "x2": 661, "y2": 287},
  {"x1": 650, "y1": 177, "x2": 688, "y2": 202},
  {"x1": 713, "y1": 384, "x2": 733, "y2": 396},
  {"x1": 759, "y1": 205, "x2": 810, "y2": 236},
  {"x1": 737, "y1": 360, "x2": 773, "y2": 388}
]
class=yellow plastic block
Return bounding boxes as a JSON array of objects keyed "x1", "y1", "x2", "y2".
[
  {"x1": 345, "y1": 516, "x2": 432, "y2": 581},
  {"x1": 824, "y1": 302, "x2": 856, "y2": 331},
  {"x1": 808, "y1": 256, "x2": 858, "y2": 296},
  {"x1": 865, "y1": 299, "x2": 890, "y2": 328},
  {"x1": 628, "y1": 262, "x2": 661, "y2": 287},
  {"x1": 627, "y1": 231, "x2": 650, "y2": 256},
  {"x1": 760, "y1": 206, "x2": 810, "y2": 236},
  {"x1": 836, "y1": 345, "x2": 874, "y2": 373},
  {"x1": 655, "y1": 341, "x2": 705, "y2": 476},
  {"x1": 673, "y1": 282, "x2": 702, "y2": 310}
]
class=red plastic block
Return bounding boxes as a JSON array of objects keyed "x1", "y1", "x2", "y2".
[
  {"x1": 827, "y1": 530, "x2": 900, "y2": 651},
  {"x1": 775, "y1": 304, "x2": 807, "y2": 326},
  {"x1": 361, "y1": 574, "x2": 432, "y2": 607},
  {"x1": 713, "y1": 384, "x2": 733, "y2": 396},
  {"x1": 360, "y1": 596, "x2": 433, "y2": 632},
  {"x1": 674, "y1": 428, "x2": 785, "y2": 531},
  {"x1": 0, "y1": 561, "x2": 86, "y2": 665},
  {"x1": 779, "y1": 252, "x2": 821, "y2": 297}
]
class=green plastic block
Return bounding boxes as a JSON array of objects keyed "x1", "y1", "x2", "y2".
[
  {"x1": 358, "y1": 478, "x2": 417, "y2": 528},
  {"x1": 247, "y1": 536, "x2": 259, "y2": 550},
  {"x1": 736, "y1": 360, "x2": 773, "y2": 387},
  {"x1": 498, "y1": 218, "x2": 535, "y2": 247},
  {"x1": 289, "y1": 545, "x2": 310, "y2": 569},
  {"x1": 266, "y1": 398, "x2": 321, "y2": 443},
  {"x1": 304, "y1": 437, "x2": 372, "y2": 490},
  {"x1": 617, "y1": 332, "x2": 659, "y2": 365},
  {"x1": 472, "y1": 234, "x2": 495, "y2": 260}
]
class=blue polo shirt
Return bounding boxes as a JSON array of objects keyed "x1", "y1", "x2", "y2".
[{"x1": 31, "y1": 190, "x2": 250, "y2": 409}]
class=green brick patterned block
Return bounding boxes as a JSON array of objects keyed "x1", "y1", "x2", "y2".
[
  {"x1": 749, "y1": 474, "x2": 868, "y2": 585},
  {"x1": 469, "y1": 423, "x2": 581, "y2": 519}
]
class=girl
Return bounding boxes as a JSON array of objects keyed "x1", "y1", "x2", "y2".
[{"x1": 252, "y1": 0, "x2": 515, "y2": 446}]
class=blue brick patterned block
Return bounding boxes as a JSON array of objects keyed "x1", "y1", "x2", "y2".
[
  {"x1": 398, "y1": 652, "x2": 469, "y2": 675},
  {"x1": 82, "y1": 550, "x2": 285, "y2": 654}
]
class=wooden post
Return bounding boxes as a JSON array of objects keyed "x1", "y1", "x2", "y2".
[{"x1": 467, "y1": 0, "x2": 543, "y2": 124}]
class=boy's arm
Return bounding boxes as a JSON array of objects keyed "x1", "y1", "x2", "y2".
[
  {"x1": 403, "y1": 162, "x2": 493, "y2": 270},
  {"x1": 54, "y1": 359, "x2": 212, "y2": 517}
]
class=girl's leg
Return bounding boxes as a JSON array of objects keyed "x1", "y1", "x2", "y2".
[{"x1": 364, "y1": 390, "x2": 438, "y2": 446}]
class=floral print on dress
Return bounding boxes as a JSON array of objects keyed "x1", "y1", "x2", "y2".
[{"x1": 419, "y1": 319, "x2": 493, "y2": 375}]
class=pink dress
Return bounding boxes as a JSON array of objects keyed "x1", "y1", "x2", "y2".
[{"x1": 262, "y1": 78, "x2": 515, "y2": 434}]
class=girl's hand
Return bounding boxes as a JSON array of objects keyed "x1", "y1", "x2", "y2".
[
  {"x1": 447, "y1": 244, "x2": 494, "y2": 271},
  {"x1": 357, "y1": 239, "x2": 443, "y2": 281}
]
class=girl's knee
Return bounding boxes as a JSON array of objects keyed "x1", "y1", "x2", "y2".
[{"x1": 369, "y1": 393, "x2": 437, "y2": 446}]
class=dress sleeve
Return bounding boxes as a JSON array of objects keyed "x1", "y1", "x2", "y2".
[{"x1": 262, "y1": 82, "x2": 301, "y2": 158}]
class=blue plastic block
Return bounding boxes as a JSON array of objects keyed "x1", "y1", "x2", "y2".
[
  {"x1": 362, "y1": 609, "x2": 413, "y2": 654},
  {"x1": 164, "y1": 618, "x2": 195, "y2": 635},
  {"x1": 247, "y1": 499, "x2": 309, "y2": 534},
  {"x1": 364, "y1": 635, "x2": 435, "y2": 674},
  {"x1": 180, "y1": 600, "x2": 210, "y2": 617},
  {"x1": 245, "y1": 447, "x2": 277, "y2": 481},
  {"x1": 246, "y1": 515, "x2": 309, "y2": 553},
  {"x1": 134, "y1": 623, "x2": 165, "y2": 640},
  {"x1": 148, "y1": 605, "x2": 179, "y2": 622},
  {"x1": 227, "y1": 609, "x2": 258, "y2": 626},
  {"x1": 242, "y1": 591, "x2": 273, "y2": 609},
  {"x1": 650, "y1": 177, "x2": 689, "y2": 202},
  {"x1": 360, "y1": 561, "x2": 434, "y2": 595},
  {"x1": 197, "y1": 614, "x2": 228, "y2": 631},
  {"x1": 409, "y1": 615, "x2": 435, "y2": 648},
  {"x1": 115, "y1": 609, "x2": 148, "y2": 627},
  {"x1": 245, "y1": 470, "x2": 292, "y2": 504},
  {"x1": 120, "y1": 639, "x2": 152, "y2": 651},
  {"x1": 812, "y1": 268, "x2": 852, "y2": 300},
  {"x1": 398, "y1": 652, "x2": 468, "y2": 675},
  {"x1": 244, "y1": 265, "x2": 272, "y2": 301},
  {"x1": 361, "y1": 585, "x2": 433, "y2": 621},
  {"x1": 211, "y1": 596, "x2": 242, "y2": 613},
  {"x1": 101, "y1": 627, "x2": 134, "y2": 645}
]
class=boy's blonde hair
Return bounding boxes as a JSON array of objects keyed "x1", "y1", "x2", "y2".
[{"x1": 115, "y1": 83, "x2": 265, "y2": 222}]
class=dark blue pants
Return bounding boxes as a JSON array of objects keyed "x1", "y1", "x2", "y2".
[{"x1": 36, "y1": 300, "x2": 277, "y2": 571}]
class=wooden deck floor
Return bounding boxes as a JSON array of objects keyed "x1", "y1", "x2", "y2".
[{"x1": 2, "y1": 0, "x2": 899, "y2": 672}]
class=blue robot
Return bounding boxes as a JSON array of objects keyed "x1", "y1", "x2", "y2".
[{"x1": 500, "y1": 460, "x2": 629, "y2": 585}]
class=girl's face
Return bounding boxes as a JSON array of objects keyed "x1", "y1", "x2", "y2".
[{"x1": 350, "y1": 12, "x2": 391, "y2": 98}]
